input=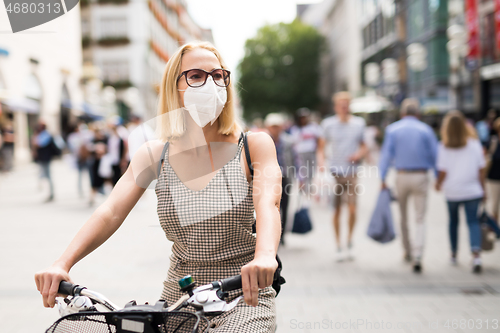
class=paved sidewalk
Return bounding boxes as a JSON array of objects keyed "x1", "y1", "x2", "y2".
[
  {"x1": 275, "y1": 169, "x2": 500, "y2": 333},
  {"x1": 0, "y1": 160, "x2": 499, "y2": 333}
]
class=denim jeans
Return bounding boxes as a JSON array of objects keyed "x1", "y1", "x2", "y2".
[
  {"x1": 39, "y1": 161, "x2": 54, "y2": 197},
  {"x1": 446, "y1": 198, "x2": 482, "y2": 254}
]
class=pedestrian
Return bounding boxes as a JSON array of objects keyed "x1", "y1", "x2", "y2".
[
  {"x1": 318, "y1": 91, "x2": 367, "y2": 261},
  {"x1": 35, "y1": 41, "x2": 283, "y2": 332},
  {"x1": 379, "y1": 98, "x2": 438, "y2": 273},
  {"x1": 265, "y1": 113, "x2": 295, "y2": 245},
  {"x1": 475, "y1": 109, "x2": 496, "y2": 148},
  {"x1": 66, "y1": 123, "x2": 92, "y2": 197},
  {"x1": 485, "y1": 117, "x2": 500, "y2": 221},
  {"x1": 290, "y1": 108, "x2": 323, "y2": 193},
  {"x1": 88, "y1": 124, "x2": 107, "y2": 206},
  {"x1": 32, "y1": 121, "x2": 58, "y2": 202},
  {"x1": 435, "y1": 111, "x2": 485, "y2": 273},
  {"x1": 101, "y1": 117, "x2": 128, "y2": 187},
  {"x1": 1, "y1": 119, "x2": 15, "y2": 172}
]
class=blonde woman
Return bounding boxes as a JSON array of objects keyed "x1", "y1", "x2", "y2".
[
  {"x1": 435, "y1": 111, "x2": 485, "y2": 273},
  {"x1": 35, "y1": 41, "x2": 282, "y2": 332}
]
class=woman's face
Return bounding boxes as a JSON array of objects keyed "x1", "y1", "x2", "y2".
[{"x1": 178, "y1": 48, "x2": 222, "y2": 107}]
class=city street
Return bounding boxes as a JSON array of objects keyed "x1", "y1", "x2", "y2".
[{"x1": 1, "y1": 159, "x2": 499, "y2": 333}]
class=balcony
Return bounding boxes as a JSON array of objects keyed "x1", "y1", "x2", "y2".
[
  {"x1": 97, "y1": 0, "x2": 129, "y2": 4},
  {"x1": 97, "y1": 37, "x2": 130, "y2": 47},
  {"x1": 102, "y1": 80, "x2": 133, "y2": 90},
  {"x1": 82, "y1": 36, "x2": 92, "y2": 48}
]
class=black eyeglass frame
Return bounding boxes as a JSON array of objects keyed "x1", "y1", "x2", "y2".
[{"x1": 177, "y1": 68, "x2": 231, "y2": 88}]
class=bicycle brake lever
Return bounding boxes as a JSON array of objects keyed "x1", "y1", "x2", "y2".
[
  {"x1": 187, "y1": 290, "x2": 243, "y2": 314},
  {"x1": 220, "y1": 295, "x2": 243, "y2": 312}
]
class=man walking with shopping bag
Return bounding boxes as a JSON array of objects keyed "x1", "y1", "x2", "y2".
[{"x1": 379, "y1": 98, "x2": 438, "y2": 273}]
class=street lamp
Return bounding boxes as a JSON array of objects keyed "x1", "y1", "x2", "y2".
[
  {"x1": 382, "y1": 58, "x2": 400, "y2": 97},
  {"x1": 446, "y1": 24, "x2": 468, "y2": 110},
  {"x1": 407, "y1": 43, "x2": 428, "y2": 72},
  {"x1": 365, "y1": 62, "x2": 381, "y2": 87}
]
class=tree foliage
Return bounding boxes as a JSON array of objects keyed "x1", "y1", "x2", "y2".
[{"x1": 238, "y1": 20, "x2": 325, "y2": 119}]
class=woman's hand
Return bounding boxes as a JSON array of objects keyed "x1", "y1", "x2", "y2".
[
  {"x1": 35, "y1": 263, "x2": 72, "y2": 308},
  {"x1": 241, "y1": 255, "x2": 278, "y2": 307}
]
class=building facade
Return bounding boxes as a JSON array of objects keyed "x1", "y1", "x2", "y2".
[
  {"x1": 0, "y1": 6, "x2": 83, "y2": 162},
  {"x1": 80, "y1": 0, "x2": 213, "y2": 120},
  {"x1": 299, "y1": 0, "x2": 363, "y2": 114},
  {"x1": 479, "y1": 0, "x2": 500, "y2": 115}
]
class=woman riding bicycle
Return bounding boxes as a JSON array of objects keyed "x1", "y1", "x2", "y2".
[{"x1": 35, "y1": 41, "x2": 282, "y2": 332}]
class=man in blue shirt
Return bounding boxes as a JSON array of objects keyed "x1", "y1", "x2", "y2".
[{"x1": 379, "y1": 98, "x2": 438, "y2": 273}]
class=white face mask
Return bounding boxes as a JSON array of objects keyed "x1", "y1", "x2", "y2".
[{"x1": 179, "y1": 76, "x2": 227, "y2": 128}]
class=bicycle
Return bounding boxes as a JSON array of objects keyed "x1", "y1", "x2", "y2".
[{"x1": 45, "y1": 274, "x2": 244, "y2": 333}]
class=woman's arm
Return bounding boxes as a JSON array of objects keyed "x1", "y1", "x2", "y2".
[
  {"x1": 479, "y1": 168, "x2": 486, "y2": 201},
  {"x1": 241, "y1": 132, "x2": 281, "y2": 307},
  {"x1": 35, "y1": 140, "x2": 164, "y2": 308},
  {"x1": 435, "y1": 170, "x2": 446, "y2": 191}
]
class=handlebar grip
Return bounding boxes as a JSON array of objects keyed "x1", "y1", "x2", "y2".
[
  {"x1": 58, "y1": 281, "x2": 77, "y2": 296},
  {"x1": 220, "y1": 275, "x2": 242, "y2": 292}
]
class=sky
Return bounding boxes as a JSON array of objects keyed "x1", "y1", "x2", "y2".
[{"x1": 185, "y1": 0, "x2": 321, "y2": 77}]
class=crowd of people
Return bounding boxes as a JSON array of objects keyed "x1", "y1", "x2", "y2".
[
  {"x1": 0, "y1": 115, "x2": 136, "y2": 205},
  {"x1": 3, "y1": 91, "x2": 500, "y2": 275},
  {"x1": 255, "y1": 92, "x2": 500, "y2": 275}
]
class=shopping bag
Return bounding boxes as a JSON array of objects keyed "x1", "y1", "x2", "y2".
[
  {"x1": 292, "y1": 193, "x2": 312, "y2": 234},
  {"x1": 367, "y1": 189, "x2": 395, "y2": 243},
  {"x1": 481, "y1": 224, "x2": 495, "y2": 251},
  {"x1": 479, "y1": 209, "x2": 500, "y2": 239}
]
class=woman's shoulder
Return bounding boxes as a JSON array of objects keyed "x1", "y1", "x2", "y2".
[
  {"x1": 246, "y1": 131, "x2": 274, "y2": 147},
  {"x1": 246, "y1": 131, "x2": 276, "y2": 161},
  {"x1": 466, "y1": 137, "x2": 482, "y2": 149},
  {"x1": 131, "y1": 139, "x2": 166, "y2": 162}
]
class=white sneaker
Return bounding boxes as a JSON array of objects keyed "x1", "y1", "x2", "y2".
[
  {"x1": 335, "y1": 249, "x2": 345, "y2": 262},
  {"x1": 346, "y1": 245, "x2": 354, "y2": 261},
  {"x1": 450, "y1": 257, "x2": 458, "y2": 266}
]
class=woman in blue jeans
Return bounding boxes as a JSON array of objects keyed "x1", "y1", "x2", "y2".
[{"x1": 435, "y1": 111, "x2": 486, "y2": 273}]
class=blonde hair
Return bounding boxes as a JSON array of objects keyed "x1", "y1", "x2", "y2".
[
  {"x1": 157, "y1": 41, "x2": 241, "y2": 141},
  {"x1": 441, "y1": 110, "x2": 470, "y2": 148},
  {"x1": 332, "y1": 91, "x2": 351, "y2": 102}
]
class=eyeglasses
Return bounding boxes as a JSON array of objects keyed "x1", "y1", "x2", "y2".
[{"x1": 177, "y1": 68, "x2": 231, "y2": 88}]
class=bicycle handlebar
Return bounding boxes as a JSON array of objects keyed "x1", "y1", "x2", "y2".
[
  {"x1": 219, "y1": 275, "x2": 242, "y2": 292},
  {"x1": 58, "y1": 281, "x2": 80, "y2": 296}
]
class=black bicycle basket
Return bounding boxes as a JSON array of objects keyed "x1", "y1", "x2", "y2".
[{"x1": 45, "y1": 311, "x2": 201, "y2": 333}]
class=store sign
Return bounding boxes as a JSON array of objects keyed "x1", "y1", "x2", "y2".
[
  {"x1": 496, "y1": 0, "x2": 500, "y2": 52},
  {"x1": 465, "y1": 0, "x2": 480, "y2": 63},
  {"x1": 480, "y1": 63, "x2": 500, "y2": 80}
]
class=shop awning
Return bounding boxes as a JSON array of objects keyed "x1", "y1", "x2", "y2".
[{"x1": 1, "y1": 97, "x2": 40, "y2": 114}]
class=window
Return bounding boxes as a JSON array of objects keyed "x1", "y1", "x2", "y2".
[
  {"x1": 101, "y1": 60, "x2": 129, "y2": 82},
  {"x1": 81, "y1": 18, "x2": 91, "y2": 37},
  {"x1": 99, "y1": 17, "x2": 127, "y2": 38},
  {"x1": 481, "y1": 12, "x2": 498, "y2": 66}
]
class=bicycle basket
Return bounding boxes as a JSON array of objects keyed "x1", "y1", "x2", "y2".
[{"x1": 45, "y1": 311, "x2": 201, "y2": 333}]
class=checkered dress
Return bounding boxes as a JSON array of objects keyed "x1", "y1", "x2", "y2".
[{"x1": 155, "y1": 133, "x2": 276, "y2": 333}]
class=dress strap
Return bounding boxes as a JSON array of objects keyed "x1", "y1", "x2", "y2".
[
  {"x1": 242, "y1": 132, "x2": 254, "y2": 179},
  {"x1": 157, "y1": 141, "x2": 170, "y2": 177}
]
